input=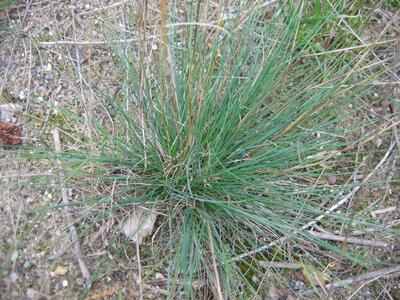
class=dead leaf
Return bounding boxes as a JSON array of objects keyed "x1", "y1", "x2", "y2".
[
  {"x1": 54, "y1": 265, "x2": 68, "y2": 276},
  {"x1": 121, "y1": 207, "x2": 157, "y2": 245},
  {"x1": 86, "y1": 286, "x2": 120, "y2": 300},
  {"x1": 0, "y1": 121, "x2": 21, "y2": 145}
]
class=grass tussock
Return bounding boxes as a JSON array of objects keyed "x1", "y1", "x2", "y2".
[{"x1": 34, "y1": 1, "x2": 398, "y2": 298}]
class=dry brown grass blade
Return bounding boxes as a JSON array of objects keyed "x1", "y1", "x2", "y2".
[
  {"x1": 308, "y1": 231, "x2": 388, "y2": 248},
  {"x1": 207, "y1": 222, "x2": 224, "y2": 300},
  {"x1": 52, "y1": 129, "x2": 91, "y2": 284},
  {"x1": 300, "y1": 265, "x2": 400, "y2": 297}
]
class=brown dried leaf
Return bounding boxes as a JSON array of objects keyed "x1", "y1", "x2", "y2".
[
  {"x1": 0, "y1": 121, "x2": 21, "y2": 145},
  {"x1": 54, "y1": 265, "x2": 68, "y2": 276}
]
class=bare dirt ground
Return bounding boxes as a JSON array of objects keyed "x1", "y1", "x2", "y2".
[
  {"x1": 0, "y1": 1, "x2": 399, "y2": 299},
  {"x1": 0, "y1": 1, "x2": 141, "y2": 299}
]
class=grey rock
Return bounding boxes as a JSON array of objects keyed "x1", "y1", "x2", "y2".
[
  {"x1": 26, "y1": 288, "x2": 37, "y2": 299},
  {"x1": 9, "y1": 272, "x2": 18, "y2": 282}
]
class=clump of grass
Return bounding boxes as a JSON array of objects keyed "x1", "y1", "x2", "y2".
[
  {"x1": 37, "y1": 1, "x2": 396, "y2": 298},
  {"x1": 0, "y1": 0, "x2": 16, "y2": 11}
]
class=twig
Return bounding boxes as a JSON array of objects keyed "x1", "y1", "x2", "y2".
[
  {"x1": 38, "y1": 38, "x2": 139, "y2": 46},
  {"x1": 371, "y1": 206, "x2": 397, "y2": 218},
  {"x1": 258, "y1": 261, "x2": 301, "y2": 269},
  {"x1": 303, "y1": 39, "x2": 398, "y2": 57},
  {"x1": 231, "y1": 140, "x2": 396, "y2": 262},
  {"x1": 300, "y1": 266, "x2": 400, "y2": 297},
  {"x1": 52, "y1": 129, "x2": 91, "y2": 286},
  {"x1": 135, "y1": 236, "x2": 143, "y2": 300},
  {"x1": 207, "y1": 223, "x2": 224, "y2": 300},
  {"x1": 308, "y1": 231, "x2": 388, "y2": 248},
  {"x1": 0, "y1": 172, "x2": 52, "y2": 180}
]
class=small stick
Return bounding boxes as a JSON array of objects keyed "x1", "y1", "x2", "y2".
[
  {"x1": 135, "y1": 235, "x2": 144, "y2": 300},
  {"x1": 0, "y1": 172, "x2": 52, "y2": 180},
  {"x1": 300, "y1": 265, "x2": 400, "y2": 296},
  {"x1": 52, "y1": 129, "x2": 91, "y2": 285},
  {"x1": 38, "y1": 38, "x2": 139, "y2": 46},
  {"x1": 207, "y1": 223, "x2": 224, "y2": 300},
  {"x1": 258, "y1": 261, "x2": 301, "y2": 269},
  {"x1": 371, "y1": 206, "x2": 397, "y2": 218},
  {"x1": 308, "y1": 231, "x2": 388, "y2": 248},
  {"x1": 303, "y1": 39, "x2": 397, "y2": 57}
]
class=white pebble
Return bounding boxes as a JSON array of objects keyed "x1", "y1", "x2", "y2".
[
  {"x1": 26, "y1": 288, "x2": 36, "y2": 299},
  {"x1": 18, "y1": 90, "x2": 25, "y2": 100},
  {"x1": 44, "y1": 63, "x2": 52, "y2": 72},
  {"x1": 62, "y1": 280, "x2": 68, "y2": 287},
  {"x1": 9, "y1": 272, "x2": 18, "y2": 282}
]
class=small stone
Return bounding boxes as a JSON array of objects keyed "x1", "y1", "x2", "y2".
[
  {"x1": 24, "y1": 261, "x2": 31, "y2": 269},
  {"x1": 10, "y1": 250, "x2": 18, "y2": 262},
  {"x1": 375, "y1": 138, "x2": 383, "y2": 148},
  {"x1": 26, "y1": 288, "x2": 36, "y2": 299},
  {"x1": 18, "y1": 90, "x2": 25, "y2": 100},
  {"x1": 54, "y1": 265, "x2": 68, "y2": 276},
  {"x1": 291, "y1": 280, "x2": 305, "y2": 291},
  {"x1": 76, "y1": 278, "x2": 84, "y2": 286},
  {"x1": 155, "y1": 272, "x2": 165, "y2": 280},
  {"x1": 16, "y1": 264, "x2": 25, "y2": 274},
  {"x1": 0, "y1": 103, "x2": 21, "y2": 122},
  {"x1": 9, "y1": 272, "x2": 18, "y2": 282},
  {"x1": 55, "y1": 85, "x2": 62, "y2": 95},
  {"x1": 62, "y1": 280, "x2": 68, "y2": 287},
  {"x1": 44, "y1": 63, "x2": 52, "y2": 72},
  {"x1": 327, "y1": 175, "x2": 336, "y2": 185}
]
